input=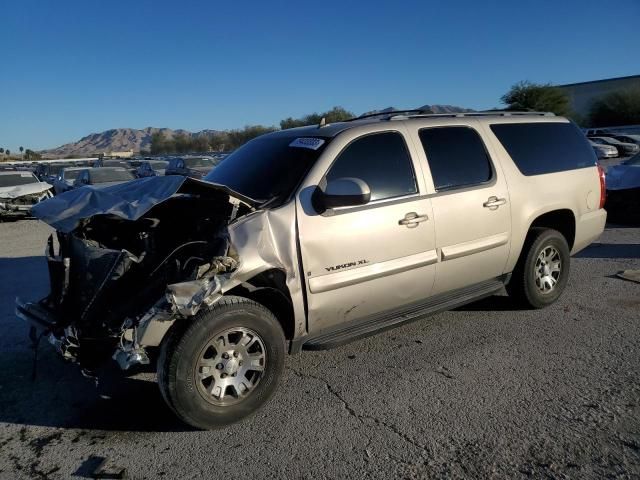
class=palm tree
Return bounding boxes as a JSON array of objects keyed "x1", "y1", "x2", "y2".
[
  {"x1": 19, "y1": 146, "x2": 24, "y2": 160},
  {"x1": 0, "y1": 148, "x2": 4, "y2": 155}
]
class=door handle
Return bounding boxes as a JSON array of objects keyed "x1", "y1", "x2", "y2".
[
  {"x1": 483, "y1": 196, "x2": 507, "y2": 210},
  {"x1": 398, "y1": 212, "x2": 429, "y2": 228}
]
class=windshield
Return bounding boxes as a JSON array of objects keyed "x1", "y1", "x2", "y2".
[
  {"x1": 149, "y1": 161, "x2": 168, "y2": 169},
  {"x1": 0, "y1": 173, "x2": 40, "y2": 187},
  {"x1": 205, "y1": 135, "x2": 329, "y2": 202},
  {"x1": 63, "y1": 169, "x2": 83, "y2": 180},
  {"x1": 90, "y1": 169, "x2": 135, "y2": 183},
  {"x1": 184, "y1": 157, "x2": 217, "y2": 168},
  {"x1": 48, "y1": 164, "x2": 72, "y2": 175}
]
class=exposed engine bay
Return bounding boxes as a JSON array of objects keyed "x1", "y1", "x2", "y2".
[{"x1": 16, "y1": 176, "x2": 254, "y2": 372}]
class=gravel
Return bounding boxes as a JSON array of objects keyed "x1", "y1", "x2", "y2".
[{"x1": 0, "y1": 219, "x2": 638, "y2": 479}]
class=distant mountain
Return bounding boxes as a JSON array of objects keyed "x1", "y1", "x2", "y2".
[
  {"x1": 40, "y1": 104, "x2": 474, "y2": 157},
  {"x1": 40, "y1": 127, "x2": 220, "y2": 158}
]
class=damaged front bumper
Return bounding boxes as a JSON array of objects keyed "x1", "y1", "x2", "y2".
[{"x1": 17, "y1": 175, "x2": 251, "y2": 373}]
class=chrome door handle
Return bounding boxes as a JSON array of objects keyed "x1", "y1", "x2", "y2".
[
  {"x1": 398, "y1": 212, "x2": 428, "y2": 228},
  {"x1": 483, "y1": 196, "x2": 507, "y2": 210}
]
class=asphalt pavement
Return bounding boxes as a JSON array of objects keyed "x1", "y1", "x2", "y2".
[{"x1": 0, "y1": 219, "x2": 638, "y2": 479}]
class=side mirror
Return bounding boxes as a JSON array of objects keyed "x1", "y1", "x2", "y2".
[{"x1": 313, "y1": 177, "x2": 371, "y2": 212}]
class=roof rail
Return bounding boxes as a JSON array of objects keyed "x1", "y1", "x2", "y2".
[
  {"x1": 388, "y1": 111, "x2": 556, "y2": 121},
  {"x1": 345, "y1": 109, "x2": 428, "y2": 122}
]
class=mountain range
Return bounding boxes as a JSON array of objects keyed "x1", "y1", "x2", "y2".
[{"x1": 39, "y1": 105, "x2": 473, "y2": 157}]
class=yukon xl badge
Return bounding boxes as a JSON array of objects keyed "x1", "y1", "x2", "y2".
[{"x1": 325, "y1": 259, "x2": 369, "y2": 272}]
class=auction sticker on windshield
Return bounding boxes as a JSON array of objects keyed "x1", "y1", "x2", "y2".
[{"x1": 289, "y1": 138, "x2": 325, "y2": 150}]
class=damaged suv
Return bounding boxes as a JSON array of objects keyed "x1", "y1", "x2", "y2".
[{"x1": 17, "y1": 111, "x2": 606, "y2": 429}]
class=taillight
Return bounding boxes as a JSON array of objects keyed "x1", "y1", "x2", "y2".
[{"x1": 597, "y1": 163, "x2": 606, "y2": 209}]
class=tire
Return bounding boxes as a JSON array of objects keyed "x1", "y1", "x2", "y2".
[
  {"x1": 158, "y1": 295, "x2": 285, "y2": 429},
  {"x1": 507, "y1": 228, "x2": 570, "y2": 309}
]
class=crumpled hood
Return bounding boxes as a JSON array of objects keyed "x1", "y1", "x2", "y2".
[
  {"x1": 606, "y1": 165, "x2": 640, "y2": 191},
  {"x1": 31, "y1": 175, "x2": 257, "y2": 233},
  {"x1": 0, "y1": 182, "x2": 52, "y2": 200}
]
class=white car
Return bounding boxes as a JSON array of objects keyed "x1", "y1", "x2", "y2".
[
  {"x1": 590, "y1": 136, "x2": 640, "y2": 156},
  {"x1": 589, "y1": 140, "x2": 618, "y2": 159},
  {"x1": 0, "y1": 171, "x2": 53, "y2": 217}
]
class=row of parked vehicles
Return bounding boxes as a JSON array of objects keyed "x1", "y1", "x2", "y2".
[
  {"x1": 586, "y1": 130, "x2": 640, "y2": 159},
  {"x1": 0, "y1": 155, "x2": 223, "y2": 218}
]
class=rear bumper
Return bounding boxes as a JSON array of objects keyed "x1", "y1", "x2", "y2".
[{"x1": 572, "y1": 208, "x2": 607, "y2": 255}]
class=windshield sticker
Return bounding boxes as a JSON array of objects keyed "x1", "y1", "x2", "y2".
[
  {"x1": 289, "y1": 137, "x2": 325, "y2": 150},
  {"x1": 20, "y1": 173, "x2": 32, "y2": 177}
]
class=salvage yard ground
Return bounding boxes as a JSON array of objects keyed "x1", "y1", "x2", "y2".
[{"x1": 0, "y1": 220, "x2": 639, "y2": 479}]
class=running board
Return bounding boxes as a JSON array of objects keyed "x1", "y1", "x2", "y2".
[{"x1": 301, "y1": 278, "x2": 507, "y2": 351}]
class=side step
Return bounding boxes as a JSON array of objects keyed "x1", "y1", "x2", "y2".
[{"x1": 302, "y1": 278, "x2": 506, "y2": 350}]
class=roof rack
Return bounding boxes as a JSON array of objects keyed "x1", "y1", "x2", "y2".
[
  {"x1": 346, "y1": 110, "x2": 555, "y2": 123},
  {"x1": 345, "y1": 109, "x2": 428, "y2": 122},
  {"x1": 388, "y1": 111, "x2": 556, "y2": 121}
]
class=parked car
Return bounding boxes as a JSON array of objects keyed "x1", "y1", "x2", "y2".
[
  {"x1": 604, "y1": 133, "x2": 640, "y2": 147},
  {"x1": 19, "y1": 112, "x2": 606, "y2": 429},
  {"x1": 0, "y1": 171, "x2": 53, "y2": 218},
  {"x1": 92, "y1": 159, "x2": 137, "y2": 171},
  {"x1": 72, "y1": 167, "x2": 136, "y2": 189},
  {"x1": 589, "y1": 140, "x2": 618, "y2": 159},
  {"x1": 589, "y1": 136, "x2": 640, "y2": 156},
  {"x1": 52, "y1": 167, "x2": 88, "y2": 195},
  {"x1": 165, "y1": 156, "x2": 218, "y2": 178},
  {"x1": 34, "y1": 163, "x2": 72, "y2": 184},
  {"x1": 135, "y1": 160, "x2": 169, "y2": 178},
  {"x1": 604, "y1": 152, "x2": 640, "y2": 224}
]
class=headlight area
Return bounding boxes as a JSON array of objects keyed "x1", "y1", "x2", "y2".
[{"x1": 0, "y1": 191, "x2": 51, "y2": 214}]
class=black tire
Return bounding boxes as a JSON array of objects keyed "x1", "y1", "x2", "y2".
[
  {"x1": 507, "y1": 228, "x2": 570, "y2": 309},
  {"x1": 158, "y1": 295, "x2": 285, "y2": 429}
]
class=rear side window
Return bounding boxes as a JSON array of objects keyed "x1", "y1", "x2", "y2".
[
  {"x1": 490, "y1": 122, "x2": 597, "y2": 176},
  {"x1": 326, "y1": 132, "x2": 417, "y2": 202},
  {"x1": 418, "y1": 127, "x2": 493, "y2": 191}
]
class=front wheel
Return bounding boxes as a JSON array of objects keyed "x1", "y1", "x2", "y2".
[
  {"x1": 507, "y1": 228, "x2": 570, "y2": 309},
  {"x1": 158, "y1": 296, "x2": 285, "y2": 429}
]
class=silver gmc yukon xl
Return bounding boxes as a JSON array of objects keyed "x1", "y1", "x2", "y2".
[{"x1": 17, "y1": 111, "x2": 607, "y2": 429}]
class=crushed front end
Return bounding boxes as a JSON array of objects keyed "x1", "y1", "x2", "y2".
[{"x1": 16, "y1": 176, "x2": 254, "y2": 373}]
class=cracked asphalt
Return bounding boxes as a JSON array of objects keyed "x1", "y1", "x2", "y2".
[{"x1": 0, "y1": 219, "x2": 639, "y2": 479}]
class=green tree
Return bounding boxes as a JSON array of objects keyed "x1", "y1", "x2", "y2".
[
  {"x1": 501, "y1": 81, "x2": 573, "y2": 117},
  {"x1": 280, "y1": 106, "x2": 355, "y2": 129},
  {"x1": 588, "y1": 88, "x2": 640, "y2": 127},
  {"x1": 5, "y1": 149, "x2": 10, "y2": 156},
  {"x1": 0, "y1": 148, "x2": 4, "y2": 154}
]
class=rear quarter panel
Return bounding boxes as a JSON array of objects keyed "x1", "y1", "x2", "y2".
[{"x1": 478, "y1": 118, "x2": 605, "y2": 273}]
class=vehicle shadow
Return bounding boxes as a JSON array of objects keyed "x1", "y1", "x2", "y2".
[
  {"x1": 454, "y1": 294, "x2": 521, "y2": 312},
  {"x1": 575, "y1": 243, "x2": 640, "y2": 259},
  {"x1": 0, "y1": 255, "x2": 192, "y2": 432}
]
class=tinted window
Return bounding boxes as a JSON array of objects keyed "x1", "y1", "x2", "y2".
[
  {"x1": 490, "y1": 122, "x2": 597, "y2": 176},
  {"x1": 206, "y1": 135, "x2": 329, "y2": 203},
  {"x1": 183, "y1": 157, "x2": 216, "y2": 168},
  {"x1": 419, "y1": 127, "x2": 492, "y2": 191},
  {"x1": 326, "y1": 132, "x2": 416, "y2": 201},
  {"x1": 0, "y1": 173, "x2": 39, "y2": 187},
  {"x1": 89, "y1": 169, "x2": 135, "y2": 183}
]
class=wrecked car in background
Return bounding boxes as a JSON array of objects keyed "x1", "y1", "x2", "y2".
[
  {"x1": 17, "y1": 112, "x2": 606, "y2": 430},
  {"x1": 605, "y1": 153, "x2": 640, "y2": 224},
  {"x1": 0, "y1": 171, "x2": 53, "y2": 218}
]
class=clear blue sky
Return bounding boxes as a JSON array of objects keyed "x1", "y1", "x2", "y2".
[{"x1": 1, "y1": 0, "x2": 638, "y2": 151}]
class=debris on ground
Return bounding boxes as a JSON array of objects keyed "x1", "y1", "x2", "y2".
[{"x1": 617, "y1": 269, "x2": 640, "y2": 284}]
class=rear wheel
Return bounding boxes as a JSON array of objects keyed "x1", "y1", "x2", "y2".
[
  {"x1": 507, "y1": 228, "x2": 570, "y2": 309},
  {"x1": 158, "y1": 296, "x2": 285, "y2": 429}
]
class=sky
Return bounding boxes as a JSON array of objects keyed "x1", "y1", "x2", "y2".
[{"x1": 1, "y1": 0, "x2": 638, "y2": 151}]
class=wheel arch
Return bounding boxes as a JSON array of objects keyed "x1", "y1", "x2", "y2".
[
  {"x1": 225, "y1": 268, "x2": 296, "y2": 342},
  {"x1": 528, "y1": 209, "x2": 576, "y2": 250}
]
